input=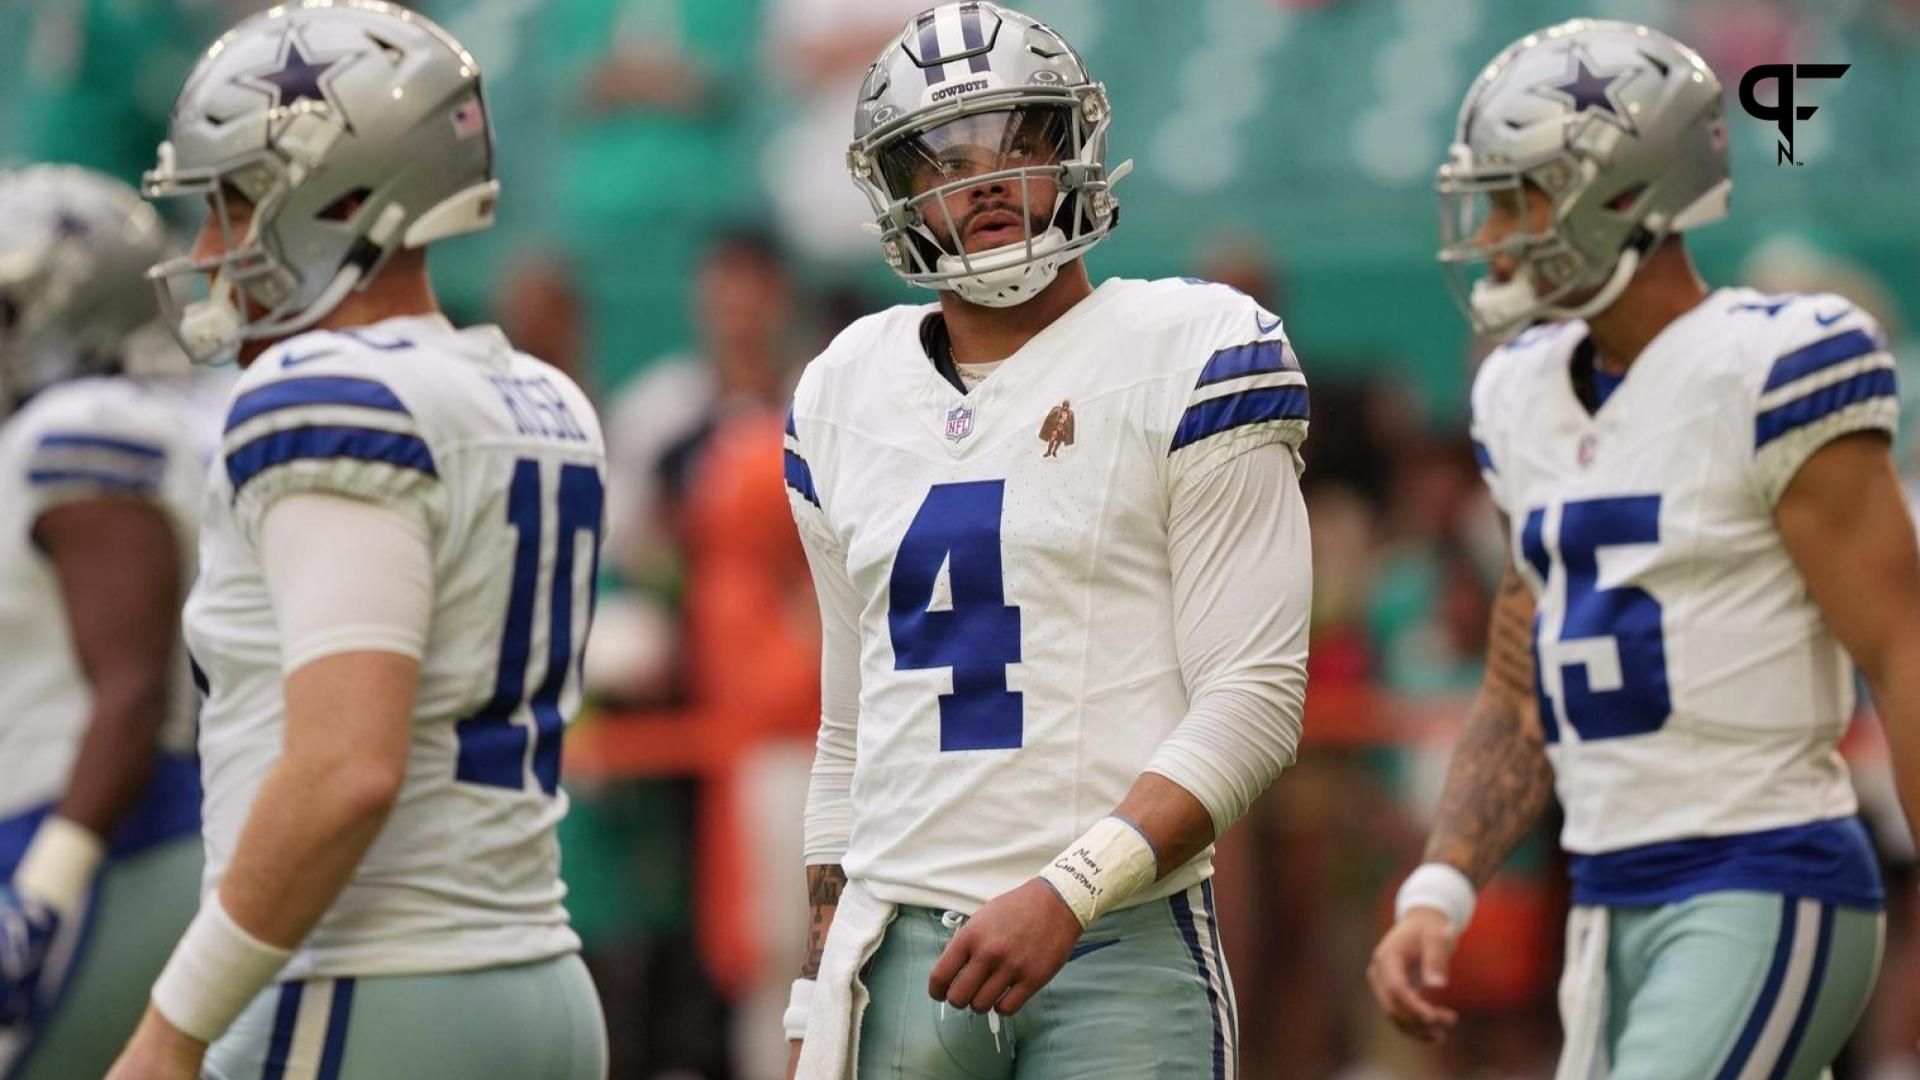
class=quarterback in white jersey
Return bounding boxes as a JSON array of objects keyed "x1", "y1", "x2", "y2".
[
  {"x1": 110, "y1": 5, "x2": 608, "y2": 1080},
  {"x1": 0, "y1": 167, "x2": 217, "y2": 1080},
  {"x1": 787, "y1": 7, "x2": 1311, "y2": 1079},
  {"x1": 1370, "y1": 21, "x2": 1920, "y2": 1080}
]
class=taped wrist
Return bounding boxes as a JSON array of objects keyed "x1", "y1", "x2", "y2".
[
  {"x1": 784, "y1": 977, "x2": 815, "y2": 1041},
  {"x1": 1036, "y1": 816, "x2": 1159, "y2": 929},
  {"x1": 150, "y1": 895, "x2": 293, "y2": 1044},
  {"x1": 1394, "y1": 862, "x2": 1477, "y2": 933},
  {"x1": 12, "y1": 816, "x2": 105, "y2": 916}
]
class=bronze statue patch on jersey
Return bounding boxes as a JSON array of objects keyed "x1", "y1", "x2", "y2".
[{"x1": 1039, "y1": 400, "x2": 1075, "y2": 458}]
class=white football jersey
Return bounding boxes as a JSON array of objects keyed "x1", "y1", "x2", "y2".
[
  {"x1": 787, "y1": 277, "x2": 1308, "y2": 913},
  {"x1": 183, "y1": 315, "x2": 604, "y2": 979},
  {"x1": 0, "y1": 373, "x2": 222, "y2": 824},
  {"x1": 1471, "y1": 288, "x2": 1895, "y2": 906}
]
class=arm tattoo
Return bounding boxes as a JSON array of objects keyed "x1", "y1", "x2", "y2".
[
  {"x1": 800, "y1": 863, "x2": 847, "y2": 979},
  {"x1": 1423, "y1": 561, "x2": 1557, "y2": 886}
]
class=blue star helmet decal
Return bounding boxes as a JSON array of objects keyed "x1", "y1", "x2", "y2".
[
  {"x1": 1533, "y1": 46, "x2": 1639, "y2": 135},
  {"x1": 234, "y1": 27, "x2": 364, "y2": 131}
]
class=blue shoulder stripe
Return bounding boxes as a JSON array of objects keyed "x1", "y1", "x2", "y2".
[
  {"x1": 226, "y1": 376, "x2": 411, "y2": 434},
  {"x1": 36, "y1": 432, "x2": 166, "y2": 460},
  {"x1": 1754, "y1": 368, "x2": 1897, "y2": 449},
  {"x1": 1194, "y1": 340, "x2": 1294, "y2": 389},
  {"x1": 27, "y1": 468, "x2": 160, "y2": 492},
  {"x1": 226, "y1": 425, "x2": 438, "y2": 495},
  {"x1": 784, "y1": 449, "x2": 819, "y2": 507},
  {"x1": 1170, "y1": 386, "x2": 1308, "y2": 454},
  {"x1": 785, "y1": 406, "x2": 797, "y2": 439},
  {"x1": 1472, "y1": 439, "x2": 1496, "y2": 475},
  {"x1": 1763, "y1": 328, "x2": 1879, "y2": 392}
]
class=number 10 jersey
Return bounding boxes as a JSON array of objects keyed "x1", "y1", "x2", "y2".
[
  {"x1": 184, "y1": 315, "x2": 604, "y2": 979},
  {"x1": 1470, "y1": 288, "x2": 1897, "y2": 908}
]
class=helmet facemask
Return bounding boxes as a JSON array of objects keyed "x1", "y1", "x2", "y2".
[
  {"x1": 851, "y1": 89, "x2": 1125, "y2": 308},
  {"x1": 145, "y1": 112, "x2": 394, "y2": 364},
  {"x1": 1436, "y1": 146, "x2": 1654, "y2": 340}
]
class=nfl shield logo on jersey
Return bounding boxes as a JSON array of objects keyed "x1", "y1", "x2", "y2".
[{"x1": 945, "y1": 404, "x2": 974, "y2": 442}]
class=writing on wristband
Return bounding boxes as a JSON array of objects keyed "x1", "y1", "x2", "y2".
[{"x1": 1037, "y1": 816, "x2": 1159, "y2": 929}]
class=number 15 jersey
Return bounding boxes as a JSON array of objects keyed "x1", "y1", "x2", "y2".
[
  {"x1": 183, "y1": 315, "x2": 605, "y2": 979},
  {"x1": 1470, "y1": 288, "x2": 1896, "y2": 908}
]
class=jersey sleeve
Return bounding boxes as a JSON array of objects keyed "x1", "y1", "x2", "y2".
[
  {"x1": 783, "y1": 387, "x2": 863, "y2": 865},
  {"x1": 1161, "y1": 287, "x2": 1310, "y2": 498},
  {"x1": 220, "y1": 342, "x2": 445, "y2": 546},
  {"x1": 16, "y1": 385, "x2": 177, "y2": 518},
  {"x1": 1468, "y1": 349, "x2": 1512, "y2": 516},
  {"x1": 1748, "y1": 298, "x2": 1900, "y2": 506}
]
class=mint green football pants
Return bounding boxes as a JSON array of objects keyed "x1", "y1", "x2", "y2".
[
  {"x1": 1591, "y1": 891, "x2": 1883, "y2": 1080},
  {"x1": 202, "y1": 954, "x2": 607, "y2": 1080},
  {"x1": 3, "y1": 834, "x2": 201, "y2": 1080},
  {"x1": 857, "y1": 881, "x2": 1238, "y2": 1079}
]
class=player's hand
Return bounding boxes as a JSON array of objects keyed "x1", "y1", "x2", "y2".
[
  {"x1": 1367, "y1": 907, "x2": 1460, "y2": 1044},
  {"x1": 0, "y1": 884, "x2": 61, "y2": 1026},
  {"x1": 104, "y1": 1007, "x2": 206, "y2": 1080},
  {"x1": 928, "y1": 878, "x2": 1082, "y2": 1017}
]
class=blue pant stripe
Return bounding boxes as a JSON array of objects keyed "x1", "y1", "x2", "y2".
[
  {"x1": 1767, "y1": 904, "x2": 1836, "y2": 1080},
  {"x1": 261, "y1": 982, "x2": 305, "y2": 1080},
  {"x1": 1170, "y1": 888, "x2": 1226, "y2": 1080},
  {"x1": 1199, "y1": 880, "x2": 1239, "y2": 1071},
  {"x1": 316, "y1": 978, "x2": 355, "y2": 1080},
  {"x1": 1713, "y1": 897, "x2": 1798, "y2": 1080}
]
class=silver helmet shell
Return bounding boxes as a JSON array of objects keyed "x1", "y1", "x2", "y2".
[
  {"x1": 144, "y1": 0, "x2": 498, "y2": 362},
  {"x1": 847, "y1": 3, "x2": 1128, "y2": 308},
  {"x1": 0, "y1": 166, "x2": 182, "y2": 413},
  {"x1": 1437, "y1": 19, "x2": 1730, "y2": 338}
]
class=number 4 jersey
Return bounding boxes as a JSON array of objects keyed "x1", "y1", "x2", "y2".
[
  {"x1": 786, "y1": 277, "x2": 1309, "y2": 913},
  {"x1": 1471, "y1": 288, "x2": 1896, "y2": 908},
  {"x1": 184, "y1": 314, "x2": 604, "y2": 979}
]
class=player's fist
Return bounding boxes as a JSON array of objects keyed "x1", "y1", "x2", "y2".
[
  {"x1": 0, "y1": 883, "x2": 60, "y2": 1026},
  {"x1": 1366, "y1": 907, "x2": 1460, "y2": 1044},
  {"x1": 928, "y1": 879, "x2": 1082, "y2": 1017}
]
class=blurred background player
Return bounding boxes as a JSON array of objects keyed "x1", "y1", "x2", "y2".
[
  {"x1": 1369, "y1": 19, "x2": 1920, "y2": 1080},
  {"x1": 106, "y1": 3, "x2": 609, "y2": 1078},
  {"x1": 783, "y1": 5, "x2": 1310, "y2": 1077},
  {"x1": 0, "y1": 165, "x2": 217, "y2": 1080}
]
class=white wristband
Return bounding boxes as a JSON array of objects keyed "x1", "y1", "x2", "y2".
[
  {"x1": 1394, "y1": 863, "x2": 1477, "y2": 934},
  {"x1": 151, "y1": 896, "x2": 294, "y2": 1043},
  {"x1": 1037, "y1": 816, "x2": 1160, "y2": 929},
  {"x1": 13, "y1": 816, "x2": 105, "y2": 915},
  {"x1": 783, "y1": 978, "x2": 815, "y2": 1041}
]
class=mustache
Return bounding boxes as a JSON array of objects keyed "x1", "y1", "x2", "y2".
[{"x1": 957, "y1": 202, "x2": 1037, "y2": 233}]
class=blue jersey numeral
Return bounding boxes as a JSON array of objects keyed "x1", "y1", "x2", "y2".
[
  {"x1": 456, "y1": 458, "x2": 604, "y2": 794},
  {"x1": 889, "y1": 481, "x2": 1024, "y2": 751},
  {"x1": 1522, "y1": 494, "x2": 1671, "y2": 742}
]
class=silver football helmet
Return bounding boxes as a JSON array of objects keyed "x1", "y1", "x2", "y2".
[
  {"x1": 0, "y1": 166, "x2": 183, "y2": 413},
  {"x1": 847, "y1": 3, "x2": 1130, "y2": 308},
  {"x1": 144, "y1": 0, "x2": 498, "y2": 362},
  {"x1": 1437, "y1": 20, "x2": 1730, "y2": 338}
]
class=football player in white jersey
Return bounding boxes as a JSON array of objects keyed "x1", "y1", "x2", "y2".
[
  {"x1": 106, "y1": 4, "x2": 609, "y2": 1079},
  {"x1": 0, "y1": 166, "x2": 217, "y2": 1080},
  {"x1": 784, "y1": 5, "x2": 1311, "y2": 1078},
  {"x1": 1368, "y1": 20, "x2": 1920, "y2": 1080}
]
